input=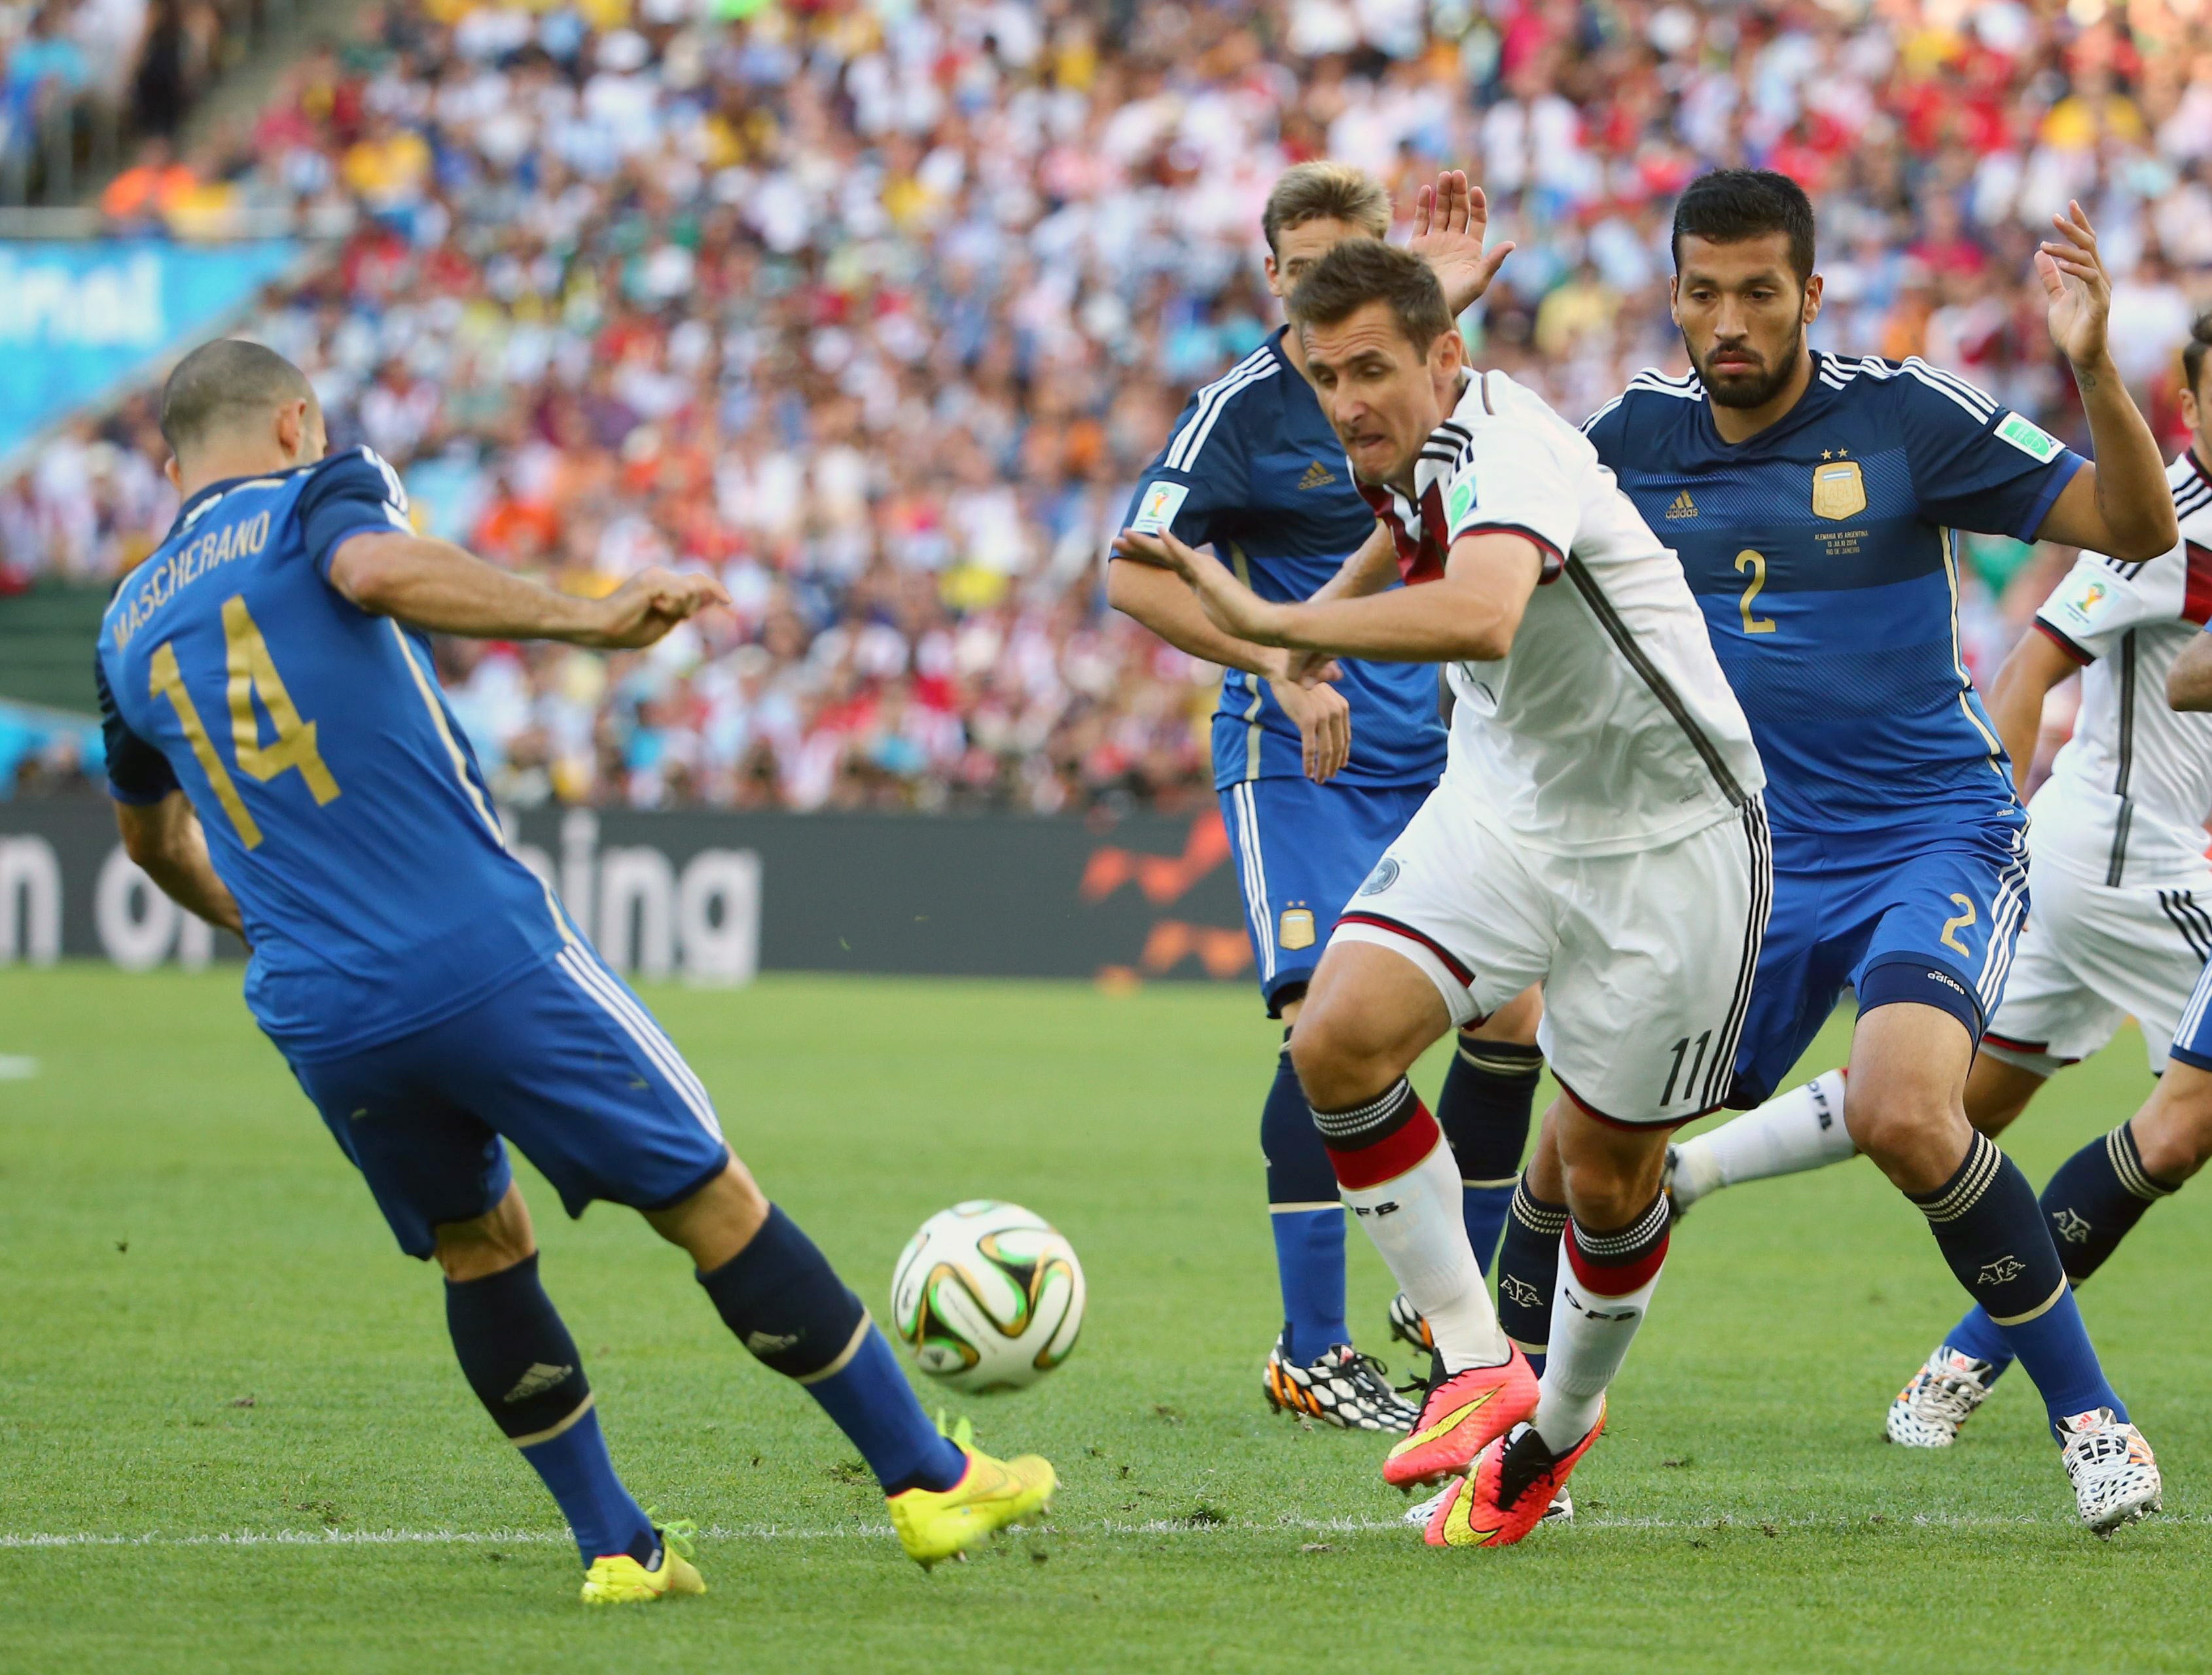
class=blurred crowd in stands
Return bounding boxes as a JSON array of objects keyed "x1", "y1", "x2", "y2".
[{"x1": 7, "y1": 0, "x2": 2212, "y2": 810}]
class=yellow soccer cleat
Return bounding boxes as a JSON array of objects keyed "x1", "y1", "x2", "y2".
[
  {"x1": 886, "y1": 1444, "x2": 1057, "y2": 1568},
  {"x1": 579, "y1": 1521, "x2": 708, "y2": 1606}
]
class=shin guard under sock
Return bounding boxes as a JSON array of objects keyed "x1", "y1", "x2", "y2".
[
  {"x1": 1535, "y1": 1195, "x2": 1669, "y2": 1452},
  {"x1": 1313, "y1": 1078, "x2": 1508, "y2": 1373},
  {"x1": 698, "y1": 1205, "x2": 964, "y2": 1495},
  {"x1": 1496, "y1": 1178, "x2": 1567, "y2": 1377},
  {"x1": 1941, "y1": 1120, "x2": 2179, "y2": 1381},
  {"x1": 1909, "y1": 1133, "x2": 2124, "y2": 1434},
  {"x1": 445, "y1": 1254, "x2": 654, "y2": 1566},
  {"x1": 1264, "y1": 1034, "x2": 1348, "y2": 1361},
  {"x1": 1436, "y1": 1036, "x2": 1543, "y2": 1273}
]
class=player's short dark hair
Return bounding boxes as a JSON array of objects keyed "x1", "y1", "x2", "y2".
[
  {"x1": 1671, "y1": 169, "x2": 1817, "y2": 284},
  {"x1": 158, "y1": 338, "x2": 314, "y2": 455},
  {"x1": 1287, "y1": 239, "x2": 1454, "y2": 355},
  {"x1": 2185, "y1": 311, "x2": 2212, "y2": 397},
  {"x1": 1262, "y1": 162, "x2": 1391, "y2": 256}
]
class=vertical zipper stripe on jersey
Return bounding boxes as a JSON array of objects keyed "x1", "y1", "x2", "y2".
[
  {"x1": 1561, "y1": 555, "x2": 1746, "y2": 806},
  {"x1": 2107, "y1": 629, "x2": 2138, "y2": 887}
]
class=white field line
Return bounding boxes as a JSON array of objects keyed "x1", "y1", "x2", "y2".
[
  {"x1": 1, "y1": 1510, "x2": 2182, "y2": 1549},
  {"x1": 0, "y1": 1054, "x2": 38, "y2": 1080}
]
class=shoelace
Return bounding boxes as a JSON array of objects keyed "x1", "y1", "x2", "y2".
[
  {"x1": 1910, "y1": 1369, "x2": 1987, "y2": 1427},
  {"x1": 639, "y1": 1509, "x2": 698, "y2": 1563},
  {"x1": 1334, "y1": 1349, "x2": 1412, "y2": 1405}
]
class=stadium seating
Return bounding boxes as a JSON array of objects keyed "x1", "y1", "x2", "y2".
[{"x1": 5, "y1": 0, "x2": 2208, "y2": 810}]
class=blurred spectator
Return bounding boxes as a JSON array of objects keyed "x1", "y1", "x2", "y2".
[{"x1": 9, "y1": 0, "x2": 2212, "y2": 813}]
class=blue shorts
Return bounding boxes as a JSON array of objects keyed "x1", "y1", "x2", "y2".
[
  {"x1": 2170, "y1": 959, "x2": 2212, "y2": 1074},
  {"x1": 1730, "y1": 818, "x2": 2029, "y2": 1107},
  {"x1": 1220, "y1": 776, "x2": 1435, "y2": 1015},
  {"x1": 288, "y1": 943, "x2": 731, "y2": 1258}
]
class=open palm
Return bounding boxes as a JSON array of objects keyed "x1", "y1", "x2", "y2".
[
  {"x1": 2039, "y1": 200, "x2": 2111, "y2": 368},
  {"x1": 1408, "y1": 169, "x2": 1514, "y2": 317}
]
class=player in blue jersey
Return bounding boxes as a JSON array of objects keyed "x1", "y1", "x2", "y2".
[
  {"x1": 1491, "y1": 171, "x2": 2174, "y2": 1530},
  {"x1": 1110, "y1": 164, "x2": 1545, "y2": 1432},
  {"x1": 96, "y1": 340, "x2": 1054, "y2": 1602}
]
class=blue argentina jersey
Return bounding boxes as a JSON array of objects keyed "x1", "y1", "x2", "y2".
[
  {"x1": 95, "y1": 447, "x2": 570, "y2": 1060},
  {"x1": 1584, "y1": 352, "x2": 2084, "y2": 838},
  {"x1": 1124, "y1": 329, "x2": 1446, "y2": 789}
]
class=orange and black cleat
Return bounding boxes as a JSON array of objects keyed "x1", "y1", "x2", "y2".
[
  {"x1": 1427, "y1": 1410, "x2": 1605, "y2": 1549},
  {"x1": 1381, "y1": 1347, "x2": 1539, "y2": 1490}
]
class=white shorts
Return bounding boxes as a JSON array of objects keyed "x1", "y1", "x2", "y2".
[
  {"x1": 1982, "y1": 854, "x2": 2212, "y2": 1076},
  {"x1": 1330, "y1": 783, "x2": 1772, "y2": 1126}
]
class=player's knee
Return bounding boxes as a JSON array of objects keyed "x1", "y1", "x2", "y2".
[
  {"x1": 1842, "y1": 1081, "x2": 1965, "y2": 1191},
  {"x1": 2134, "y1": 1073, "x2": 2212, "y2": 1183},
  {"x1": 645, "y1": 1157, "x2": 769, "y2": 1271},
  {"x1": 1288, "y1": 1000, "x2": 1396, "y2": 1112},
  {"x1": 433, "y1": 1186, "x2": 537, "y2": 1283}
]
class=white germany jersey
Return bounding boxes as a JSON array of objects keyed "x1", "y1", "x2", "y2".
[
  {"x1": 1359, "y1": 368, "x2": 1764, "y2": 857},
  {"x1": 2030, "y1": 450, "x2": 2212, "y2": 886}
]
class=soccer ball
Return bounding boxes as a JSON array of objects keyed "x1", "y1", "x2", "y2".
[{"x1": 889, "y1": 1200, "x2": 1085, "y2": 1393}]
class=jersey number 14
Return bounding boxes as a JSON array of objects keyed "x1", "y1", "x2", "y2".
[{"x1": 148, "y1": 597, "x2": 342, "y2": 849}]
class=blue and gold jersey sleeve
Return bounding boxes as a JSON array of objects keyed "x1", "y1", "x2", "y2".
[
  {"x1": 1121, "y1": 383, "x2": 1256, "y2": 554},
  {"x1": 94, "y1": 649, "x2": 177, "y2": 805},
  {"x1": 1894, "y1": 360, "x2": 2084, "y2": 542},
  {"x1": 296, "y1": 446, "x2": 412, "y2": 579}
]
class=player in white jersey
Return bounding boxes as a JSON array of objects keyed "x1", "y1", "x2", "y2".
[{"x1": 1119, "y1": 239, "x2": 1769, "y2": 1549}]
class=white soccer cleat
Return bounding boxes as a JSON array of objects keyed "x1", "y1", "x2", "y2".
[
  {"x1": 1885, "y1": 1344, "x2": 1998, "y2": 1448},
  {"x1": 1403, "y1": 1481, "x2": 1572, "y2": 1527},
  {"x1": 1387, "y1": 1292, "x2": 1435, "y2": 1355},
  {"x1": 1262, "y1": 1333, "x2": 1418, "y2": 1433},
  {"x1": 2059, "y1": 1408, "x2": 2162, "y2": 1534}
]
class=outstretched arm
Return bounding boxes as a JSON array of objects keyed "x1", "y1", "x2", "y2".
[
  {"x1": 115, "y1": 791, "x2": 243, "y2": 940},
  {"x1": 327, "y1": 531, "x2": 728, "y2": 649},
  {"x1": 1984, "y1": 624, "x2": 2083, "y2": 792},
  {"x1": 2031, "y1": 203, "x2": 2179, "y2": 563},
  {"x1": 1122, "y1": 525, "x2": 1541, "y2": 662}
]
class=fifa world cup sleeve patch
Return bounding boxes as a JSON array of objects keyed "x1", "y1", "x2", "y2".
[
  {"x1": 2043, "y1": 565, "x2": 2122, "y2": 641},
  {"x1": 1995, "y1": 412, "x2": 2065, "y2": 464},
  {"x1": 1130, "y1": 480, "x2": 1191, "y2": 537}
]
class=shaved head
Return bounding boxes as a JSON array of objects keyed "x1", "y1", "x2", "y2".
[{"x1": 159, "y1": 339, "x2": 316, "y2": 457}]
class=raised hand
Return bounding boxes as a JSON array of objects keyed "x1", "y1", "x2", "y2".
[
  {"x1": 1408, "y1": 168, "x2": 1515, "y2": 318},
  {"x1": 2037, "y1": 200, "x2": 2113, "y2": 372}
]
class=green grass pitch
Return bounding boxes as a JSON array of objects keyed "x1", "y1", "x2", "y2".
[{"x1": 3, "y1": 964, "x2": 2208, "y2": 1673}]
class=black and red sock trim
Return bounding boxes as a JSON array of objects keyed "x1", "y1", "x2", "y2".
[
  {"x1": 1563, "y1": 1192, "x2": 1670, "y2": 1295},
  {"x1": 1310, "y1": 1078, "x2": 1442, "y2": 1190}
]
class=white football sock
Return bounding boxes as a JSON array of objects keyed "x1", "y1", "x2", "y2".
[
  {"x1": 1534, "y1": 1213, "x2": 1667, "y2": 1453},
  {"x1": 1671, "y1": 1068, "x2": 1852, "y2": 1212},
  {"x1": 1339, "y1": 1135, "x2": 1509, "y2": 1375}
]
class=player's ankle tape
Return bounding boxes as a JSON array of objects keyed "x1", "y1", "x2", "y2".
[
  {"x1": 444, "y1": 1253, "x2": 595, "y2": 1443},
  {"x1": 698, "y1": 1204, "x2": 870, "y2": 1381},
  {"x1": 1565, "y1": 1194, "x2": 1670, "y2": 1294}
]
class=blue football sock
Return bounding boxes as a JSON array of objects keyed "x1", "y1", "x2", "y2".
[
  {"x1": 1262, "y1": 1036, "x2": 1347, "y2": 1360},
  {"x1": 1495, "y1": 1179, "x2": 1565, "y2": 1377},
  {"x1": 445, "y1": 1254, "x2": 654, "y2": 1566},
  {"x1": 520, "y1": 1408, "x2": 657, "y2": 1566},
  {"x1": 1908, "y1": 1134, "x2": 2124, "y2": 1436},
  {"x1": 1436, "y1": 1035, "x2": 1543, "y2": 1274},
  {"x1": 698, "y1": 1204, "x2": 963, "y2": 1496},
  {"x1": 1941, "y1": 1120, "x2": 2179, "y2": 1388}
]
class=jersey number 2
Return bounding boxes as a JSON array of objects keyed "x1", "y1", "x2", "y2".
[
  {"x1": 1734, "y1": 550, "x2": 1776, "y2": 635},
  {"x1": 1940, "y1": 893, "x2": 1976, "y2": 957},
  {"x1": 149, "y1": 597, "x2": 342, "y2": 849}
]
